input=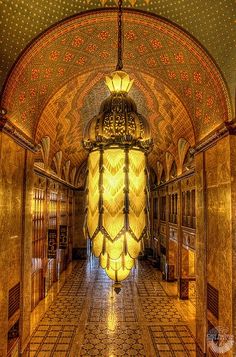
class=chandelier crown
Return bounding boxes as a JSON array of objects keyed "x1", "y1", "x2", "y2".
[
  {"x1": 105, "y1": 70, "x2": 134, "y2": 93},
  {"x1": 83, "y1": 90, "x2": 152, "y2": 151}
]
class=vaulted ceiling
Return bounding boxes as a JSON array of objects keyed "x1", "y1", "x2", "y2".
[
  {"x1": 1, "y1": 0, "x2": 235, "y2": 101},
  {"x1": 0, "y1": 1, "x2": 235, "y2": 179}
]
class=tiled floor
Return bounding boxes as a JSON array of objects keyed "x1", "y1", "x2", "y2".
[{"x1": 26, "y1": 258, "x2": 196, "y2": 357}]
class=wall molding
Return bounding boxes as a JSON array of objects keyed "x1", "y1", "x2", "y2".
[
  {"x1": 194, "y1": 119, "x2": 236, "y2": 154},
  {"x1": 0, "y1": 114, "x2": 39, "y2": 152},
  {"x1": 34, "y1": 164, "x2": 84, "y2": 191},
  {"x1": 151, "y1": 168, "x2": 195, "y2": 191}
]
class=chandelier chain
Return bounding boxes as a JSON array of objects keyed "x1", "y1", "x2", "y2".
[{"x1": 116, "y1": 0, "x2": 123, "y2": 70}]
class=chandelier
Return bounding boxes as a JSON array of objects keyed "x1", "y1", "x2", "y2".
[{"x1": 83, "y1": 0, "x2": 152, "y2": 284}]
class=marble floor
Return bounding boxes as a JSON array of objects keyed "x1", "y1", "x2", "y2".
[{"x1": 26, "y1": 258, "x2": 196, "y2": 357}]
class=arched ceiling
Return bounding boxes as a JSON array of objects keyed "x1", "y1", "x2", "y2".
[
  {"x1": 0, "y1": 8, "x2": 233, "y2": 175},
  {"x1": 1, "y1": 10, "x2": 232, "y2": 134},
  {"x1": 0, "y1": 0, "x2": 235, "y2": 105},
  {"x1": 35, "y1": 70, "x2": 195, "y2": 170}
]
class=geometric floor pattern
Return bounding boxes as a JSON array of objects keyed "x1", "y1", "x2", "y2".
[
  {"x1": 29, "y1": 325, "x2": 78, "y2": 357},
  {"x1": 149, "y1": 325, "x2": 196, "y2": 356},
  {"x1": 88, "y1": 297, "x2": 138, "y2": 322},
  {"x1": 80, "y1": 324, "x2": 147, "y2": 356},
  {"x1": 140, "y1": 297, "x2": 183, "y2": 323},
  {"x1": 26, "y1": 258, "x2": 196, "y2": 356}
]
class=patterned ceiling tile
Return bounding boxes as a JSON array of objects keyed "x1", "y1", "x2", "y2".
[
  {"x1": 35, "y1": 69, "x2": 194, "y2": 171},
  {"x1": 1, "y1": 10, "x2": 232, "y2": 143},
  {"x1": 0, "y1": 0, "x2": 235, "y2": 104}
]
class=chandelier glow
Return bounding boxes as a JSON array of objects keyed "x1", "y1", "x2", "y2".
[{"x1": 83, "y1": 71, "x2": 152, "y2": 282}]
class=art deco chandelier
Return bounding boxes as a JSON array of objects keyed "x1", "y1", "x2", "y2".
[{"x1": 83, "y1": 0, "x2": 152, "y2": 284}]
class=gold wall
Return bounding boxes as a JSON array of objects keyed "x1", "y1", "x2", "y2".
[
  {"x1": 0, "y1": 131, "x2": 78, "y2": 356},
  {"x1": 195, "y1": 136, "x2": 234, "y2": 355},
  {"x1": 0, "y1": 132, "x2": 27, "y2": 356},
  {"x1": 151, "y1": 134, "x2": 236, "y2": 356}
]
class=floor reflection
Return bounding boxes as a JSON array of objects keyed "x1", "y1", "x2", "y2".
[{"x1": 27, "y1": 257, "x2": 196, "y2": 356}]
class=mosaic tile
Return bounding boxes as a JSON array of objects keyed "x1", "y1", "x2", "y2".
[
  {"x1": 88, "y1": 297, "x2": 137, "y2": 323},
  {"x1": 136, "y1": 281, "x2": 167, "y2": 297},
  {"x1": 29, "y1": 325, "x2": 77, "y2": 356},
  {"x1": 80, "y1": 324, "x2": 146, "y2": 357},
  {"x1": 27, "y1": 259, "x2": 196, "y2": 356},
  {"x1": 149, "y1": 325, "x2": 196, "y2": 356},
  {"x1": 140, "y1": 298, "x2": 183, "y2": 323},
  {"x1": 43, "y1": 297, "x2": 84, "y2": 324}
]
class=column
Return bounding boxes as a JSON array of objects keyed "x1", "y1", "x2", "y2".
[
  {"x1": 179, "y1": 247, "x2": 189, "y2": 300},
  {"x1": 178, "y1": 181, "x2": 189, "y2": 299},
  {"x1": 19, "y1": 150, "x2": 34, "y2": 355},
  {"x1": 183, "y1": 191, "x2": 187, "y2": 226},
  {"x1": 174, "y1": 193, "x2": 177, "y2": 223},
  {"x1": 195, "y1": 151, "x2": 207, "y2": 355},
  {"x1": 189, "y1": 189, "x2": 193, "y2": 227},
  {"x1": 166, "y1": 187, "x2": 175, "y2": 281}
]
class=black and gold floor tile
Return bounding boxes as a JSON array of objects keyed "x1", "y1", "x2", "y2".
[{"x1": 27, "y1": 258, "x2": 196, "y2": 357}]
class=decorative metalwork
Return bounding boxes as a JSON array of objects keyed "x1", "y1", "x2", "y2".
[{"x1": 83, "y1": 0, "x2": 152, "y2": 283}]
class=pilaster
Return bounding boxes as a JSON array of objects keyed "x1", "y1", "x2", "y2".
[
  {"x1": 195, "y1": 151, "x2": 207, "y2": 355},
  {"x1": 19, "y1": 151, "x2": 34, "y2": 355}
]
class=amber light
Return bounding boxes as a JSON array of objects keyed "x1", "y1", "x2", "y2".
[
  {"x1": 83, "y1": 70, "x2": 152, "y2": 283},
  {"x1": 87, "y1": 147, "x2": 147, "y2": 281},
  {"x1": 105, "y1": 70, "x2": 134, "y2": 93}
]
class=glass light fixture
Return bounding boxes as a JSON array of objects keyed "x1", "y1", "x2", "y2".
[{"x1": 83, "y1": 0, "x2": 152, "y2": 285}]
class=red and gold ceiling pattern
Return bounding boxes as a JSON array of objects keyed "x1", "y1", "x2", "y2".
[
  {"x1": 36, "y1": 69, "x2": 194, "y2": 171},
  {"x1": 1, "y1": 10, "x2": 232, "y2": 171},
  {"x1": 0, "y1": 0, "x2": 235, "y2": 103},
  {"x1": 2, "y1": 10, "x2": 232, "y2": 141}
]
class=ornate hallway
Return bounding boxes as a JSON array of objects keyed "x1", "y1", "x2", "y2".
[{"x1": 27, "y1": 259, "x2": 196, "y2": 357}]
